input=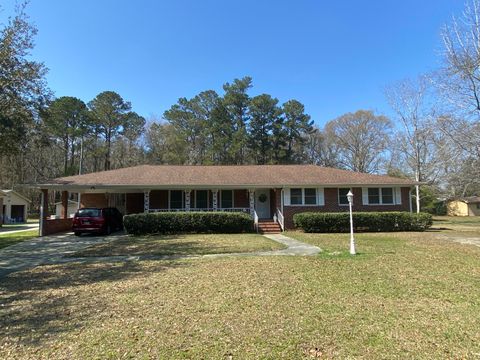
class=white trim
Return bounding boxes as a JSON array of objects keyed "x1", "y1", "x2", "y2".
[
  {"x1": 317, "y1": 188, "x2": 325, "y2": 206},
  {"x1": 364, "y1": 187, "x2": 396, "y2": 205},
  {"x1": 395, "y1": 187, "x2": 402, "y2": 205},
  {"x1": 285, "y1": 187, "x2": 321, "y2": 206}
]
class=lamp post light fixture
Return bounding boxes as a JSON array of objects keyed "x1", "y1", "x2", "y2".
[{"x1": 346, "y1": 190, "x2": 356, "y2": 255}]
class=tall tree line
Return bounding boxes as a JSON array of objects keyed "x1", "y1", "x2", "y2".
[
  {"x1": 2, "y1": 1, "x2": 480, "y2": 213},
  {"x1": 147, "y1": 77, "x2": 314, "y2": 165}
]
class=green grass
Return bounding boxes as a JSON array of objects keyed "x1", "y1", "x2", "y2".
[
  {"x1": 73, "y1": 233, "x2": 285, "y2": 257},
  {"x1": 0, "y1": 230, "x2": 39, "y2": 249},
  {"x1": 431, "y1": 215, "x2": 480, "y2": 235},
  {"x1": 1, "y1": 228, "x2": 480, "y2": 358}
]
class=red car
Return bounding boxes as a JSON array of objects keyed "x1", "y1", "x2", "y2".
[{"x1": 72, "y1": 207, "x2": 123, "y2": 236}]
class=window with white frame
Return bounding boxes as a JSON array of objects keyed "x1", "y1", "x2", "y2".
[
  {"x1": 290, "y1": 188, "x2": 317, "y2": 205},
  {"x1": 304, "y1": 188, "x2": 317, "y2": 204},
  {"x1": 368, "y1": 187, "x2": 394, "y2": 205},
  {"x1": 290, "y1": 188, "x2": 303, "y2": 205},
  {"x1": 338, "y1": 188, "x2": 350, "y2": 205},
  {"x1": 221, "y1": 190, "x2": 233, "y2": 208}
]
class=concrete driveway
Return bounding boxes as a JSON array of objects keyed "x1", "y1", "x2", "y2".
[{"x1": 0, "y1": 232, "x2": 124, "y2": 278}]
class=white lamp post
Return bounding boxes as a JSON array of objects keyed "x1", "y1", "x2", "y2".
[{"x1": 347, "y1": 190, "x2": 356, "y2": 255}]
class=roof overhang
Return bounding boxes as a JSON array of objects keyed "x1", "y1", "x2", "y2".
[{"x1": 26, "y1": 183, "x2": 419, "y2": 192}]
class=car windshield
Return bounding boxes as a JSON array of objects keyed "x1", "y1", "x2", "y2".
[{"x1": 76, "y1": 209, "x2": 101, "y2": 217}]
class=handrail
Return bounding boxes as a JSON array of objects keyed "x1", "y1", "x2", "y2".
[
  {"x1": 253, "y1": 209, "x2": 259, "y2": 233},
  {"x1": 276, "y1": 207, "x2": 285, "y2": 231}
]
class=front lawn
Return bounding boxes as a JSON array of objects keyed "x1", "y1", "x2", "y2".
[
  {"x1": 432, "y1": 215, "x2": 480, "y2": 234},
  {"x1": 73, "y1": 233, "x2": 285, "y2": 257},
  {"x1": 0, "y1": 230, "x2": 39, "y2": 250},
  {"x1": 1, "y1": 230, "x2": 479, "y2": 358}
]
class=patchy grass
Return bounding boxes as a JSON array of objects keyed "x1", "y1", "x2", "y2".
[
  {"x1": 1, "y1": 230, "x2": 480, "y2": 358},
  {"x1": 73, "y1": 233, "x2": 285, "y2": 257},
  {"x1": 0, "y1": 230, "x2": 39, "y2": 250},
  {"x1": 432, "y1": 215, "x2": 480, "y2": 232}
]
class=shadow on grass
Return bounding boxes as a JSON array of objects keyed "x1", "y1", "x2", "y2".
[
  {"x1": 0, "y1": 259, "x2": 188, "y2": 347},
  {"x1": 72, "y1": 234, "x2": 273, "y2": 257}
]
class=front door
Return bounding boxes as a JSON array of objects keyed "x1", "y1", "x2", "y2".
[{"x1": 255, "y1": 189, "x2": 270, "y2": 219}]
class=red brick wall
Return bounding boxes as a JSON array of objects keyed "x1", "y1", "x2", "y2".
[
  {"x1": 80, "y1": 193, "x2": 108, "y2": 208},
  {"x1": 43, "y1": 219, "x2": 72, "y2": 236},
  {"x1": 234, "y1": 189, "x2": 249, "y2": 208},
  {"x1": 283, "y1": 187, "x2": 411, "y2": 229},
  {"x1": 150, "y1": 190, "x2": 168, "y2": 209},
  {"x1": 126, "y1": 193, "x2": 144, "y2": 214}
]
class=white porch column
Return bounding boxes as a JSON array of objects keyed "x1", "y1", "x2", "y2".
[
  {"x1": 143, "y1": 190, "x2": 150, "y2": 213},
  {"x1": 212, "y1": 189, "x2": 218, "y2": 210},
  {"x1": 184, "y1": 190, "x2": 191, "y2": 211},
  {"x1": 248, "y1": 189, "x2": 255, "y2": 216}
]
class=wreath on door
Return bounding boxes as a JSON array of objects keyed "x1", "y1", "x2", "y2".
[{"x1": 258, "y1": 193, "x2": 267, "y2": 203}]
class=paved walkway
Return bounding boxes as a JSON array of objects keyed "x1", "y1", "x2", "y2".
[{"x1": 0, "y1": 232, "x2": 321, "y2": 277}]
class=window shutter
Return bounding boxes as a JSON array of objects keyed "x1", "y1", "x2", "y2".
[
  {"x1": 317, "y1": 188, "x2": 325, "y2": 206},
  {"x1": 395, "y1": 187, "x2": 402, "y2": 205},
  {"x1": 362, "y1": 188, "x2": 369, "y2": 205},
  {"x1": 284, "y1": 188, "x2": 290, "y2": 206}
]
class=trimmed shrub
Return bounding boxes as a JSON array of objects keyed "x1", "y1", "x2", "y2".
[
  {"x1": 123, "y1": 211, "x2": 254, "y2": 235},
  {"x1": 293, "y1": 211, "x2": 432, "y2": 233}
]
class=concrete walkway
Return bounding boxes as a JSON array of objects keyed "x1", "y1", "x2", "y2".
[{"x1": 0, "y1": 232, "x2": 321, "y2": 278}]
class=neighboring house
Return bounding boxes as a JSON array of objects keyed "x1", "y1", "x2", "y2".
[
  {"x1": 0, "y1": 190, "x2": 5, "y2": 225},
  {"x1": 1, "y1": 190, "x2": 30, "y2": 223},
  {"x1": 32, "y1": 165, "x2": 417, "y2": 236},
  {"x1": 54, "y1": 200, "x2": 79, "y2": 219},
  {"x1": 447, "y1": 197, "x2": 480, "y2": 216}
]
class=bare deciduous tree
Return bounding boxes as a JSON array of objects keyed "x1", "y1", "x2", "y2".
[
  {"x1": 385, "y1": 76, "x2": 438, "y2": 212},
  {"x1": 324, "y1": 110, "x2": 392, "y2": 173}
]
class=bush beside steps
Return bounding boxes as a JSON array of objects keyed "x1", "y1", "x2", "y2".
[
  {"x1": 123, "y1": 211, "x2": 254, "y2": 235},
  {"x1": 293, "y1": 211, "x2": 433, "y2": 233}
]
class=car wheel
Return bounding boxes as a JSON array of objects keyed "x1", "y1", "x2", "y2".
[
  {"x1": 105, "y1": 225, "x2": 111, "y2": 235},
  {"x1": 74, "y1": 232, "x2": 81, "y2": 237}
]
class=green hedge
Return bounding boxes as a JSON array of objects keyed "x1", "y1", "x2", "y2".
[
  {"x1": 123, "y1": 211, "x2": 254, "y2": 235},
  {"x1": 293, "y1": 211, "x2": 432, "y2": 233}
]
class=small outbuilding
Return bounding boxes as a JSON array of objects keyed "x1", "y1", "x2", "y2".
[
  {"x1": 446, "y1": 196, "x2": 480, "y2": 216},
  {"x1": 54, "y1": 200, "x2": 78, "y2": 219},
  {"x1": 1, "y1": 190, "x2": 31, "y2": 223}
]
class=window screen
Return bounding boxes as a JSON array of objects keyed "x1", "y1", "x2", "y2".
[
  {"x1": 196, "y1": 190, "x2": 208, "y2": 209},
  {"x1": 381, "y1": 188, "x2": 394, "y2": 204},
  {"x1": 368, "y1": 188, "x2": 380, "y2": 204},
  {"x1": 290, "y1": 189, "x2": 302, "y2": 205},
  {"x1": 221, "y1": 190, "x2": 233, "y2": 208},
  {"x1": 304, "y1": 188, "x2": 317, "y2": 205},
  {"x1": 170, "y1": 190, "x2": 183, "y2": 209},
  {"x1": 338, "y1": 188, "x2": 350, "y2": 205}
]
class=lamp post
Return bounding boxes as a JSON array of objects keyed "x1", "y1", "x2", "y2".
[{"x1": 347, "y1": 190, "x2": 356, "y2": 255}]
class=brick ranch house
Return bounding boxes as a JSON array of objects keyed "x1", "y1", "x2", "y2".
[{"x1": 32, "y1": 165, "x2": 417, "y2": 236}]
